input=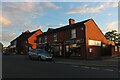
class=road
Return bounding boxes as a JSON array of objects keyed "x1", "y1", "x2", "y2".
[{"x1": 2, "y1": 54, "x2": 120, "y2": 79}]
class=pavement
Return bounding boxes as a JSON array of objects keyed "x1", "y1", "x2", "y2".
[{"x1": 53, "y1": 56, "x2": 120, "y2": 67}]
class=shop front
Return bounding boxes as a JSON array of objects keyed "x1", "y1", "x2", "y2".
[
  {"x1": 64, "y1": 39, "x2": 84, "y2": 58},
  {"x1": 51, "y1": 42, "x2": 63, "y2": 57}
]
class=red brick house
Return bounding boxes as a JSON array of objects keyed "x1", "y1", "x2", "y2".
[
  {"x1": 10, "y1": 29, "x2": 42, "y2": 54},
  {"x1": 36, "y1": 19, "x2": 119, "y2": 59}
]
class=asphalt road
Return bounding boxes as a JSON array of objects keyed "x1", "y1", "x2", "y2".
[{"x1": 2, "y1": 54, "x2": 120, "y2": 79}]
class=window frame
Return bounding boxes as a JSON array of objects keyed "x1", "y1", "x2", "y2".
[{"x1": 71, "y1": 29, "x2": 76, "y2": 39}]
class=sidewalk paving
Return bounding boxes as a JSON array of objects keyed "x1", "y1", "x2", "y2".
[{"x1": 54, "y1": 57, "x2": 120, "y2": 67}]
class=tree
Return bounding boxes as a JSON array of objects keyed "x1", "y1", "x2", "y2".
[{"x1": 105, "y1": 30, "x2": 120, "y2": 43}]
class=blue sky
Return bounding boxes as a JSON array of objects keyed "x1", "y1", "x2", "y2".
[{"x1": 0, "y1": 1, "x2": 119, "y2": 47}]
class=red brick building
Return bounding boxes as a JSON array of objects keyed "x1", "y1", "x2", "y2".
[
  {"x1": 10, "y1": 29, "x2": 42, "y2": 54},
  {"x1": 36, "y1": 19, "x2": 119, "y2": 59}
]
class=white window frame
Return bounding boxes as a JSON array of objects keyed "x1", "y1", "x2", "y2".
[
  {"x1": 71, "y1": 29, "x2": 76, "y2": 39},
  {"x1": 115, "y1": 46, "x2": 117, "y2": 52},
  {"x1": 54, "y1": 33, "x2": 57, "y2": 41}
]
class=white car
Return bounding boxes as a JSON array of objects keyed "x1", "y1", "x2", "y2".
[{"x1": 28, "y1": 49, "x2": 53, "y2": 61}]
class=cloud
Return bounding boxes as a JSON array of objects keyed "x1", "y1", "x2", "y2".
[
  {"x1": 44, "y1": 23, "x2": 67, "y2": 30},
  {"x1": 0, "y1": 15, "x2": 11, "y2": 26},
  {"x1": 107, "y1": 13, "x2": 112, "y2": 16},
  {"x1": 44, "y1": 2, "x2": 61, "y2": 9},
  {"x1": 1, "y1": 2, "x2": 61, "y2": 33},
  {"x1": 2, "y1": 2, "x2": 61, "y2": 46},
  {"x1": 104, "y1": 21, "x2": 118, "y2": 32},
  {"x1": 66, "y1": 2, "x2": 117, "y2": 14},
  {"x1": 2, "y1": 32, "x2": 17, "y2": 42},
  {"x1": 112, "y1": 2, "x2": 118, "y2": 7}
]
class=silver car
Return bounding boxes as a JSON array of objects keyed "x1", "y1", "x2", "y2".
[{"x1": 28, "y1": 49, "x2": 53, "y2": 61}]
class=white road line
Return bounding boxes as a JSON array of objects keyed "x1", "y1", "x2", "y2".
[
  {"x1": 105, "y1": 69, "x2": 114, "y2": 72},
  {"x1": 119, "y1": 71, "x2": 120, "y2": 72},
  {"x1": 81, "y1": 66, "x2": 90, "y2": 69},
  {"x1": 91, "y1": 67, "x2": 100, "y2": 70}
]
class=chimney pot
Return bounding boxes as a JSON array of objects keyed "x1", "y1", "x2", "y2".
[{"x1": 69, "y1": 18, "x2": 75, "y2": 25}]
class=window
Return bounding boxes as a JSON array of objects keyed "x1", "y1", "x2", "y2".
[
  {"x1": 45, "y1": 36, "x2": 47, "y2": 43},
  {"x1": 102, "y1": 44, "x2": 106, "y2": 47},
  {"x1": 39, "y1": 37, "x2": 41, "y2": 43},
  {"x1": 89, "y1": 48, "x2": 93, "y2": 53},
  {"x1": 71, "y1": 29, "x2": 76, "y2": 38},
  {"x1": 54, "y1": 33, "x2": 57, "y2": 41},
  {"x1": 81, "y1": 27, "x2": 84, "y2": 30},
  {"x1": 115, "y1": 46, "x2": 117, "y2": 52},
  {"x1": 80, "y1": 39, "x2": 84, "y2": 43}
]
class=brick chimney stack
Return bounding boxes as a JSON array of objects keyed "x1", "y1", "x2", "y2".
[{"x1": 69, "y1": 18, "x2": 75, "y2": 25}]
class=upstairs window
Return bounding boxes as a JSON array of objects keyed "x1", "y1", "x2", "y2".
[
  {"x1": 54, "y1": 33, "x2": 57, "y2": 41},
  {"x1": 45, "y1": 36, "x2": 47, "y2": 43},
  {"x1": 39, "y1": 37, "x2": 41, "y2": 43},
  {"x1": 71, "y1": 29, "x2": 76, "y2": 38}
]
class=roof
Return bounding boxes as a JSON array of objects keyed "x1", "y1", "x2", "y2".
[
  {"x1": 37, "y1": 19, "x2": 91, "y2": 37},
  {"x1": 10, "y1": 29, "x2": 42, "y2": 43}
]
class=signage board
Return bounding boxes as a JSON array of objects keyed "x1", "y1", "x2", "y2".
[
  {"x1": 88, "y1": 40, "x2": 101, "y2": 46},
  {"x1": 65, "y1": 40, "x2": 74, "y2": 44}
]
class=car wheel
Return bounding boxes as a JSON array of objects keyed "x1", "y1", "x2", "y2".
[{"x1": 38, "y1": 56, "x2": 42, "y2": 61}]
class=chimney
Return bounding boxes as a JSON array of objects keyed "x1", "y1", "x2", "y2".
[
  {"x1": 22, "y1": 30, "x2": 30, "y2": 34},
  {"x1": 69, "y1": 18, "x2": 75, "y2": 25}
]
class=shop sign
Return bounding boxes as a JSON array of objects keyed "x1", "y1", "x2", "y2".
[
  {"x1": 65, "y1": 40, "x2": 74, "y2": 44},
  {"x1": 88, "y1": 40, "x2": 101, "y2": 46}
]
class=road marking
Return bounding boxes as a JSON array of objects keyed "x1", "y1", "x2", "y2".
[
  {"x1": 81, "y1": 66, "x2": 90, "y2": 69},
  {"x1": 119, "y1": 71, "x2": 120, "y2": 72},
  {"x1": 105, "y1": 69, "x2": 114, "y2": 72},
  {"x1": 91, "y1": 67, "x2": 100, "y2": 70}
]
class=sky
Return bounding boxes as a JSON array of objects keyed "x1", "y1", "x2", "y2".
[{"x1": 0, "y1": 0, "x2": 119, "y2": 47}]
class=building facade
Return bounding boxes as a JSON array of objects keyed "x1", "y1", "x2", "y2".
[
  {"x1": 37, "y1": 19, "x2": 120, "y2": 59},
  {"x1": 10, "y1": 29, "x2": 42, "y2": 54}
]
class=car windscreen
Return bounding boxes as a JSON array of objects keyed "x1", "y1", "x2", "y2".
[{"x1": 37, "y1": 50, "x2": 50, "y2": 56}]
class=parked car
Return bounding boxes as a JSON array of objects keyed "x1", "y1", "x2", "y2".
[
  {"x1": 28, "y1": 49, "x2": 53, "y2": 61},
  {"x1": 2, "y1": 51, "x2": 10, "y2": 55}
]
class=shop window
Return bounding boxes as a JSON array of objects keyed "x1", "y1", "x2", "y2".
[
  {"x1": 53, "y1": 46, "x2": 59, "y2": 52},
  {"x1": 115, "y1": 46, "x2": 117, "y2": 52},
  {"x1": 54, "y1": 33, "x2": 57, "y2": 41},
  {"x1": 70, "y1": 44, "x2": 77, "y2": 48},
  {"x1": 66, "y1": 46, "x2": 69, "y2": 52},
  {"x1": 71, "y1": 29, "x2": 76, "y2": 38}
]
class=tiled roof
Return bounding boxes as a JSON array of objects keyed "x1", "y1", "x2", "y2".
[
  {"x1": 10, "y1": 29, "x2": 41, "y2": 43},
  {"x1": 37, "y1": 19, "x2": 91, "y2": 37}
]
